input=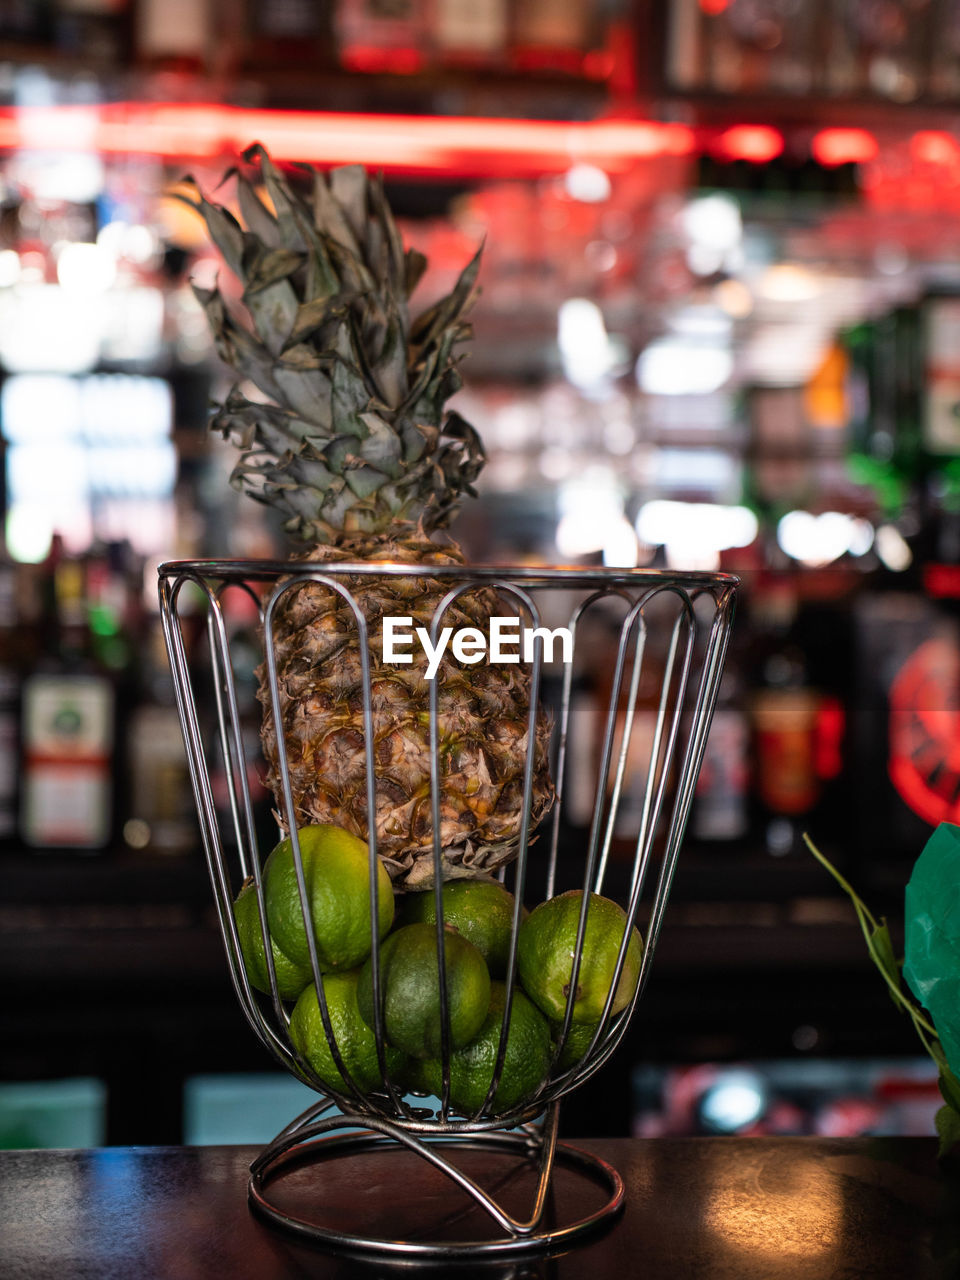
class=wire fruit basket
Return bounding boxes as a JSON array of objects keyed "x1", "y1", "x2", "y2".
[{"x1": 159, "y1": 559, "x2": 737, "y2": 1258}]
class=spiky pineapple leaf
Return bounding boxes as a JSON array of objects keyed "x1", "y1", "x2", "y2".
[
  {"x1": 278, "y1": 342, "x2": 329, "y2": 371},
  {"x1": 243, "y1": 247, "x2": 304, "y2": 294},
  {"x1": 273, "y1": 366, "x2": 333, "y2": 429},
  {"x1": 358, "y1": 412, "x2": 403, "y2": 474},
  {"x1": 236, "y1": 175, "x2": 282, "y2": 248},
  {"x1": 404, "y1": 247, "x2": 428, "y2": 298},
  {"x1": 372, "y1": 312, "x2": 408, "y2": 408},
  {"x1": 330, "y1": 359, "x2": 373, "y2": 436},
  {"x1": 192, "y1": 283, "x2": 283, "y2": 402},
  {"x1": 175, "y1": 184, "x2": 246, "y2": 280},
  {"x1": 242, "y1": 143, "x2": 310, "y2": 252},
  {"x1": 329, "y1": 165, "x2": 368, "y2": 241},
  {"x1": 326, "y1": 236, "x2": 376, "y2": 295},
  {"x1": 187, "y1": 145, "x2": 488, "y2": 541},
  {"x1": 284, "y1": 447, "x2": 339, "y2": 491},
  {"x1": 312, "y1": 171, "x2": 363, "y2": 258},
  {"x1": 410, "y1": 242, "x2": 482, "y2": 354},
  {"x1": 282, "y1": 296, "x2": 346, "y2": 352},
  {"x1": 344, "y1": 308, "x2": 391, "y2": 402},
  {"x1": 306, "y1": 241, "x2": 341, "y2": 303},
  {"x1": 211, "y1": 390, "x2": 314, "y2": 455},
  {"x1": 397, "y1": 416, "x2": 430, "y2": 464},
  {"x1": 323, "y1": 434, "x2": 359, "y2": 474},
  {"x1": 368, "y1": 174, "x2": 406, "y2": 297},
  {"x1": 344, "y1": 464, "x2": 391, "y2": 500},
  {"x1": 444, "y1": 408, "x2": 486, "y2": 462},
  {"x1": 244, "y1": 279, "x2": 300, "y2": 358}
]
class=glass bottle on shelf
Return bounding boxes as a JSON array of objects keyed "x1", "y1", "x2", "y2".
[
  {"x1": 691, "y1": 665, "x2": 750, "y2": 845},
  {"x1": 19, "y1": 544, "x2": 117, "y2": 852},
  {"x1": 433, "y1": 0, "x2": 508, "y2": 64},
  {"x1": 124, "y1": 609, "x2": 196, "y2": 856},
  {"x1": 0, "y1": 543, "x2": 27, "y2": 851},
  {"x1": 748, "y1": 583, "x2": 822, "y2": 857}
]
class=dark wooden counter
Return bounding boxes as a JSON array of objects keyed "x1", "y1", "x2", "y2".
[{"x1": 1, "y1": 1137, "x2": 958, "y2": 1278}]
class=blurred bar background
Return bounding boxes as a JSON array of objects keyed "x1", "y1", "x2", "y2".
[{"x1": 2, "y1": 0, "x2": 960, "y2": 1147}]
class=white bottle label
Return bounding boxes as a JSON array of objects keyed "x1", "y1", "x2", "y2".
[{"x1": 22, "y1": 674, "x2": 113, "y2": 848}]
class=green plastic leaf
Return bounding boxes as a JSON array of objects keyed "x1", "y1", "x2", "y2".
[
  {"x1": 935, "y1": 1103, "x2": 960, "y2": 1157},
  {"x1": 904, "y1": 823, "x2": 960, "y2": 1081},
  {"x1": 867, "y1": 919, "x2": 903, "y2": 1003},
  {"x1": 939, "y1": 1061, "x2": 960, "y2": 1116}
]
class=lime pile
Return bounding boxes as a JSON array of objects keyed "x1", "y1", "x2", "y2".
[{"x1": 233, "y1": 824, "x2": 643, "y2": 1116}]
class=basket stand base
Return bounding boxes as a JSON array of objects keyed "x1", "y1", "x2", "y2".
[{"x1": 247, "y1": 1099, "x2": 625, "y2": 1259}]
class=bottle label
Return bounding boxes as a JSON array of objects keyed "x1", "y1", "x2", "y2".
[
  {"x1": 692, "y1": 707, "x2": 750, "y2": 840},
  {"x1": 21, "y1": 674, "x2": 114, "y2": 848},
  {"x1": 753, "y1": 688, "x2": 820, "y2": 816},
  {"x1": 924, "y1": 298, "x2": 960, "y2": 454},
  {"x1": 22, "y1": 762, "x2": 112, "y2": 848}
]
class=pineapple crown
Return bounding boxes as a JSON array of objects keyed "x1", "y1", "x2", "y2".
[{"x1": 179, "y1": 143, "x2": 485, "y2": 545}]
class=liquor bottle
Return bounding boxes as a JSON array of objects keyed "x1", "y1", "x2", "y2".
[
  {"x1": 691, "y1": 666, "x2": 750, "y2": 845},
  {"x1": 240, "y1": 0, "x2": 333, "y2": 69},
  {"x1": 0, "y1": 544, "x2": 27, "y2": 850},
  {"x1": 433, "y1": 0, "x2": 508, "y2": 64},
  {"x1": 1, "y1": 0, "x2": 54, "y2": 44},
  {"x1": 53, "y1": 0, "x2": 132, "y2": 64},
  {"x1": 920, "y1": 289, "x2": 960, "y2": 459},
  {"x1": 748, "y1": 583, "x2": 822, "y2": 856},
  {"x1": 842, "y1": 315, "x2": 904, "y2": 516},
  {"x1": 20, "y1": 548, "x2": 117, "y2": 851},
  {"x1": 334, "y1": 0, "x2": 429, "y2": 71},
  {"x1": 124, "y1": 611, "x2": 195, "y2": 855},
  {"x1": 135, "y1": 0, "x2": 209, "y2": 68}
]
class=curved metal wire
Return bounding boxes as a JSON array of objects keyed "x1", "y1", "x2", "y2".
[{"x1": 158, "y1": 558, "x2": 737, "y2": 1251}]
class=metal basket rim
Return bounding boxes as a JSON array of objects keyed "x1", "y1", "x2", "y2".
[{"x1": 158, "y1": 558, "x2": 740, "y2": 590}]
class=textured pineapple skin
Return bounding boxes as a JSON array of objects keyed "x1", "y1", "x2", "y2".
[{"x1": 257, "y1": 532, "x2": 555, "y2": 890}]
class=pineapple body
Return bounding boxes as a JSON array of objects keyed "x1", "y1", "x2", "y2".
[{"x1": 259, "y1": 533, "x2": 554, "y2": 890}]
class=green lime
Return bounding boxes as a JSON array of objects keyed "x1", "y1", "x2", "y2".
[
  {"x1": 233, "y1": 878, "x2": 312, "y2": 1001},
  {"x1": 517, "y1": 890, "x2": 643, "y2": 1024},
  {"x1": 550, "y1": 1018, "x2": 604, "y2": 1071},
  {"x1": 289, "y1": 969, "x2": 406, "y2": 1095},
  {"x1": 419, "y1": 982, "x2": 552, "y2": 1116},
  {"x1": 264, "y1": 824, "x2": 394, "y2": 972},
  {"x1": 401, "y1": 1056, "x2": 436, "y2": 1096},
  {"x1": 356, "y1": 922, "x2": 491, "y2": 1059},
  {"x1": 397, "y1": 879, "x2": 525, "y2": 977}
]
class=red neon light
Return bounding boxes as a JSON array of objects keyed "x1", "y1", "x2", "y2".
[
  {"x1": 911, "y1": 130, "x2": 960, "y2": 166},
  {"x1": 811, "y1": 128, "x2": 878, "y2": 167},
  {"x1": 712, "y1": 125, "x2": 783, "y2": 164},
  {"x1": 0, "y1": 103, "x2": 696, "y2": 177},
  {"x1": 699, "y1": 0, "x2": 730, "y2": 13},
  {"x1": 339, "y1": 45, "x2": 425, "y2": 75},
  {"x1": 889, "y1": 636, "x2": 960, "y2": 827}
]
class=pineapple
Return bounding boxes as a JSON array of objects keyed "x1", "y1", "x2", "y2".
[{"x1": 181, "y1": 144, "x2": 554, "y2": 889}]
